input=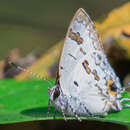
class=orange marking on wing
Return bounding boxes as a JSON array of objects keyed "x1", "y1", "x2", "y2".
[
  {"x1": 80, "y1": 48, "x2": 86, "y2": 55},
  {"x1": 68, "y1": 29, "x2": 83, "y2": 45},
  {"x1": 92, "y1": 69, "x2": 100, "y2": 81},
  {"x1": 82, "y1": 60, "x2": 91, "y2": 74},
  {"x1": 107, "y1": 80, "x2": 117, "y2": 96}
]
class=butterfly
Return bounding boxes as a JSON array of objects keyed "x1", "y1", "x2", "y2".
[{"x1": 48, "y1": 8, "x2": 130, "y2": 120}]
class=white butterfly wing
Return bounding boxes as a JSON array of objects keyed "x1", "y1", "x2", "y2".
[{"x1": 58, "y1": 8, "x2": 121, "y2": 103}]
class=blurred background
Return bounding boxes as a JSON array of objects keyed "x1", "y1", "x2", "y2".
[
  {"x1": 0, "y1": 0, "x2": 130, "y2": 129},
  {"x1": 0, "y1": 0, "x2": 128, "y2": 59}
]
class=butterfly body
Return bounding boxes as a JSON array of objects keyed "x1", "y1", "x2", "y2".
[{"x1": 48, "y1": 8, "x2": 125, "y2": 117}]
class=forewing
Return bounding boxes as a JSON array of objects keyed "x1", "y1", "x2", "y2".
[{"x1": 58, "y1": 8, "x2": 122, "y2": 98}]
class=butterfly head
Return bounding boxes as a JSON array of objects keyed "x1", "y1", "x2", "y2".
[
  {"x1": 48, "y1": 84, "x2": 70, "y2": 114},
  {"x1": 48, "y1": 85, "x2": 60, "y2": 101}
]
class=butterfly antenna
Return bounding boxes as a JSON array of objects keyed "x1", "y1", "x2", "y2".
[{"x1": 9, "y1": 61, "x2": 53, "y2": 88}]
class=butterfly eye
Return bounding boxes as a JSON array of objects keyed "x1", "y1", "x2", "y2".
[
  {"x1": 53, "y1": 87, "x2": 60, "y2": 100},
  {"x1": 107, "y1": 80, "x2": 117, "y2": 96}
]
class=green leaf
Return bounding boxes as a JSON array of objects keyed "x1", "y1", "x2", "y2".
[{"x1": 0, "y1": 79, "x2": 130, "y2": 126}]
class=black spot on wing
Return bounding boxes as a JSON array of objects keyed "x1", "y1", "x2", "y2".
[
  {"x1": 74, "y1": 81, "x2": 79, "y2": 87},
  {"x1": 60, "y1": 66, "x2": 63, "y2": 69},
  {"x1": 110, "y1": 83, "x2": 117, "y2": 92}
]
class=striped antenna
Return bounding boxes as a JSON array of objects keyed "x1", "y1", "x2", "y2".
[{"x1": 9, "y1": 61, "x2": 53, "y2": 88}]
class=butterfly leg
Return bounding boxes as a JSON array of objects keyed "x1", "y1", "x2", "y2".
[
  {"x1": 60, "y1": 91, "x2": 81, "y2": 121},
  {"x1": 73, "y1": 111, "x2": 82, "y2": 122},
  {"x1": 120, "y1": 98, "x2": 130, "y2": 102},
  {"x1": 61, "y1": 109, "x2": 67, "y2": 121},
  {"x1": 120, "y1": 98, "x2": 130, "y2": 108},
  {"x1": 67, "y1": 99, "x2": 81, "y2": 122},
  {"x1": 70, "y1": 106, "x2": 81, "y2": 122},
  {"x1": 84, "y1": 105, "x2": 92, "y2": 117},
  {"x1": 124, "y1": 104, "x2": 130, "y2": 107}
]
